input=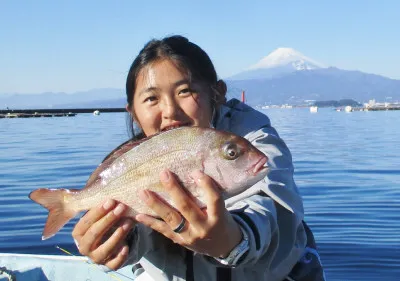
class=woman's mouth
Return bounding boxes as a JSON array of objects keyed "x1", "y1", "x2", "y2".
[{"x1": 161, "y1": 122, "x2": 191, "y2": 132}]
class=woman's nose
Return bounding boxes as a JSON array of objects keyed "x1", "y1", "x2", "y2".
[{"x1": 160, "y1": 98, "x2": 181, "y2": 119}]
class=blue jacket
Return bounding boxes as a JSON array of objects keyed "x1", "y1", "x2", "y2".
[{"x1": 125, "y1": 99, "x2": 325, "y2": 281}]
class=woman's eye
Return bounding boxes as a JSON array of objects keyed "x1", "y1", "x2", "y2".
[
  {"x1": 143, "y1": 96, "x2": 157, "y2": 103},
  {"x1": 179, "y1": 88, "x2": 192, "y2": 95}
]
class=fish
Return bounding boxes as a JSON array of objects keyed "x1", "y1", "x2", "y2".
[{"x1": 29, "y1": 127, "x2": 269, "y2": 240}]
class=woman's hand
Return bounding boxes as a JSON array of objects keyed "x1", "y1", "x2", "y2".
[
  {"x1": 72, "y1": 199, "x2": 135, "y2": 270},
  {"x1": 135, "y1": 170, "x2": 242, "y2": 258}
]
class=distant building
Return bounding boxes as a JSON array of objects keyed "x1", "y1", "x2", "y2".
[{"x1": 365, "y1": 99, "x2": 376, "y2": 108}]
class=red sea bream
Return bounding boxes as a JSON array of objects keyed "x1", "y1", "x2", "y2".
[{"x1": 29, "y1": 127, "x2": 268, "y2": 239}]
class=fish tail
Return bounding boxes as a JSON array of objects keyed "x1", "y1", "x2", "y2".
[{"x1": 29, "y1": 188, "x2": 78, "y2": 240}]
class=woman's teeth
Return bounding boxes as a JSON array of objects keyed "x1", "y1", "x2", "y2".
[{"x1": 162, "y1": 124, "x2": 188, "y2": 131}]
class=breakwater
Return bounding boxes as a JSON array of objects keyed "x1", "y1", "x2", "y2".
[
  {"x1": 336, "y1": 105, "x2": 400, "y2": 112},
  {"x1": 353, "y1": 106, "x2": 400, "y2": 111},
  {"x1": 0, "y1": 112, "x2": 77, "y2": 118},
  {"x1": 0, "y1": 108, "x2": 125, "y2": 114}
]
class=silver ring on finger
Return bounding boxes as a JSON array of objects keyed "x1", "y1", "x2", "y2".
[{"x1": 173, "y1": 215, "x2": 186, "y2": 233}]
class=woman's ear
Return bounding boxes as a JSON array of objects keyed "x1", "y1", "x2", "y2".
[
  {"x1": 126, "y1": 103, "x2": 144, "y2": 136},
  {"x1": 126, "y1": 104, "x2": 138, "y2": 123},
  {"x1": 215, "y1": 80, "x2": 227, "y2": 107}
]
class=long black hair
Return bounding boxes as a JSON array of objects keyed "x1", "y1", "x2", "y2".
[{"x1": 125, "y1": 35, "x2": 223, "y2": 140}]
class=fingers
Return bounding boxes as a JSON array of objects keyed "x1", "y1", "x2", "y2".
[
  {"x1": 104, "y1": 244, "x2": 130, "y2": 270},
  {"x1": 159, "y1": 170, "x2": 205, "y2": 224},
  {"x1": 72, "y1": 199, "x2": 117, "y2": 240},
  {"x1": 72, "y1": 199, "x2": 129, "y2": 257},
  {"x1": 135, "y1": 213, "x2": 183, "y2": 244},
  {"x1": 190, "y1": 170, "x2": 225, "y2": 218},
  {"x1": 137, "y1": 169, "x2": 225, "y2": 234},
  {"x1": 91, "y1": 218, "x2": 135, "y2": 269},
  {"x1": 82, "y1": 203, "x2": 128, "y2": 253},
  {"x1": 138, "y1": 189, "x2": 184, "y2": 232}
]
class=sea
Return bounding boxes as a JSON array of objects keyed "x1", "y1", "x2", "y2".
[{"x1": 0, "y1": 108, "x2": 399, "y2": 281}]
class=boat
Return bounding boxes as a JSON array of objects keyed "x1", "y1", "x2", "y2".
[
  {"x1": 344, "y1": 106, "x2": 353, "y2": 112},
  {"x1": 93, "y1": 110, "x2": 100, "y2": 116},
  {"x1": 0, "y1": 253, "x2": 137, "y2": 281},
  {"x1": 309, "y1": 106, "x2": 318, "y2": 113}
]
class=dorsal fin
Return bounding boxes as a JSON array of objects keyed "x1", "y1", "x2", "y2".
[{"x1": 84, "y1": 127, "x2": 207, "y2": 189}]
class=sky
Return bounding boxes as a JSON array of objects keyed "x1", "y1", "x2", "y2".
[{"x1": 1, "y1": 0, "x2": 400, "y2": 94}]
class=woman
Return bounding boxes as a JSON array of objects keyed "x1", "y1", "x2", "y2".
[{"x1": 72, "y1": 35, "x2": 325, "y2": 281}]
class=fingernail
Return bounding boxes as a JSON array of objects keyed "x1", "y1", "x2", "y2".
[
  {"x1": 122, "y1": 220, "x2": 133, "y2": 231},
  {"x1": 103, "y1": 199, "x2": 114, "y2": 210},
  {"x1": 191, "y1": 170, "x2": 204, "y2": 182},
  {"x1": 113, "y1": 203, "x2": 125, "y2": 216},
  {"x1": 160, "y1": 170, "x2": 170, "y2": 182},
  {"x1": 139, "y1": 190, "x2": 149, "y2": 202},
  {"x1": 73, "y1": 238, "x2": 80, "y2": 249},
  {"x1": 121, "y1": 245, "x2": 129, "y2": 256},
  {"x1": 135, "y1": 214, "x2": 144, "y2": 222}
]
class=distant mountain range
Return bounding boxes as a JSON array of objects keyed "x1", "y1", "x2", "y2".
[
  {"x1": 226, "y1": 47, "x2": 400, "y2": 106},
  {"x1": 227, "y1": 67, "x2": 400, "y2": 106},
  {"x1": 1, "y1": 48, "x2": 399, "y2": 109},
  {"x1": 0, "y1": 88, "x2": 126, "y2": 109}
]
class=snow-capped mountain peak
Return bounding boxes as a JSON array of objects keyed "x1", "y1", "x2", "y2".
[
  {"x1": 228, "y1": 47, "x2": 327, "y2": 81},
  {"x1": 247, "y1": 47, "x2": 325, "y2": 71}
]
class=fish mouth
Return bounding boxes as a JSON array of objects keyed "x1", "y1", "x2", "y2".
[
  {"x1": 250, "y1": 156, "x2": 269, "y2": 175},
  {"x1": 161, "y1": 122, "x2": 191, "y2": 132}
]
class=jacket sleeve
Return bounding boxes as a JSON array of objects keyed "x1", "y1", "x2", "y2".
[{"x1": 207, "y1": 125, "x2": 307, "y2": 275}]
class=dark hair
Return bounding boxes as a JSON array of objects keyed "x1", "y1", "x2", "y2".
[{"x1": 125, "y1": 35, "x2": 220, "y2": 139}]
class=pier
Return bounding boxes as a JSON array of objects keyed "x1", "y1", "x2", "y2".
[
  {"x1": 0, "y1": 112, "x2": 77, "y2": 118},
  {"x1": 0, "y1": 108, "x2": 125, "y2": 119}
]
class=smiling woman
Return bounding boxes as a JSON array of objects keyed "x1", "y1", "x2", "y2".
[
  {"x1": 124, "y1": 36, "x2": 226, "y2": 139},
  {"x1": 71, "y1": 35, "x2": 326, "y2": 281}
]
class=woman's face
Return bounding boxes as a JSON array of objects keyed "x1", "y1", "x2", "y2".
[{"x1": 129, "y1": 59, "x2": 214, "y2": 137}]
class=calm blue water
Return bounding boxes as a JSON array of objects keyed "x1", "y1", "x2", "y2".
[{"x1": 1, "y1": 108, "x2": 399, "y2": 280}]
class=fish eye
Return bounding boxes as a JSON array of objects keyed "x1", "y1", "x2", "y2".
[{"x1": 223, "y1": 142, "x2": 240, "y2": 160}]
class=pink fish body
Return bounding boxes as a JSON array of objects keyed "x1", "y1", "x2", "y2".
[{"x1": 29, "y1": 127, "x2": 268, "y2": 240}]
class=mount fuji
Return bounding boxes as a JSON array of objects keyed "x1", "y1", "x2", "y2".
[
  {"x1": 229, "y1": 47, "x2": 325, "y2": 80},
  {"x1": 226, "y1": 48, "x2": 400, "y2": 105}
]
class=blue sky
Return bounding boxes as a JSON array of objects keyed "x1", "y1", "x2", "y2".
[{"x1": 1, "y1": 0, "x2": 400, "y2": 94}]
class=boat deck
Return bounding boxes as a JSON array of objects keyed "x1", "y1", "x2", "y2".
[{"x1": 0, "y1": 253, "x2": 135, "y2": 281}]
